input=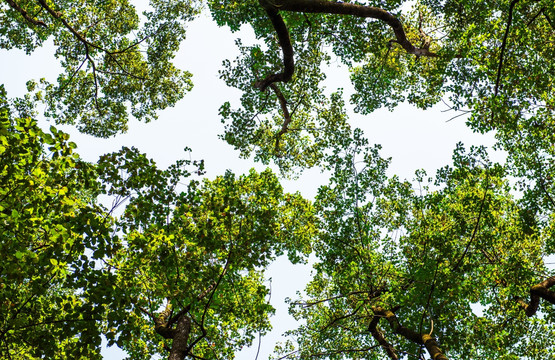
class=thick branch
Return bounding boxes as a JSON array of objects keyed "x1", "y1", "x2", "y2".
[
  {"x1": 277, "y1": 0, "x2": 437, "y2": 57},
  {"x1": 256, "y1": 0, "x2": 436, "y2": 90},
  {"x1": 155, "y1": 302, "x2": 177, "y2": 339},
  {"x1": 372, "y1": 307, "x2": 448, "y2": 360},
  {"x1": 518, "y1": 276, "x2": 555, "y2": 317},
  {"x1": 5, "y1": 0, "x2": 47, "y2": 27},
  {"x1": 368, "y1": 315, "x2": 398, "y2": 360},
  {"x1": 256, "y1": 0, "x2": 295, "y2": 91}
]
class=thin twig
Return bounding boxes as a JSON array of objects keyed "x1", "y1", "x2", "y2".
[{"x1": 453, "y1": 172, "x2": 490, "y2": 271}]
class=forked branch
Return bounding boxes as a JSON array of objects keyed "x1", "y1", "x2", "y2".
[{"x1": 372, "y1": 306, "x2": 448, "y2": 360}]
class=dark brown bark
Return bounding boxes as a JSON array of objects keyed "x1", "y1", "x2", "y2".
[
  {"x1": 256, "y1": 0, "x2": 436, "y2": 90},
  {"x1": 153, "y1": 303, "x2": 193, "y2": 360},
  {"x1": 368, "y1": 315, "x2": 399, "y2": 360},
  {"x1": 168, "y1": 314, "x2": 192, "y2": 360},
  {"x1": 518, "y1": 276, "x2": 555, "y2": 317},
  {"x1": 372, "y1": 307, "x2": 448, "y2": 360},
  {"x1": 273, "y1": 0, "x2": 435, "y2": 56},
  {"x1": 5, "y1": 0, "x2": 47, "y2": 27},
  {"x1": 256, "y1": 0, "x2": 295, "y2": 91}
]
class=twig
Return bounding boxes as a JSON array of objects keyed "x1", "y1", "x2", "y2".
[{"x1": 452, "y1": 172, "x2": 490, "y2": 271}]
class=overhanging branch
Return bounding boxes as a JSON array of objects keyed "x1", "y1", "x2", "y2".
[
  {"x1": 256, "y1": 0, "x2": 436, "y2": 90},
  {"x1": 255, "y1": 1, "x2": 295, "y2": 91}
]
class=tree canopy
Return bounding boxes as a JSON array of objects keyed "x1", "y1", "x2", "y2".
[{"x1": 1, "y1": 0, "x2": 555, "y2": 360}]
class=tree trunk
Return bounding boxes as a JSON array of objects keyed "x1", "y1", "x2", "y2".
[{"x1": 168, "y1": 314, "x2": 192, "y2": 360}]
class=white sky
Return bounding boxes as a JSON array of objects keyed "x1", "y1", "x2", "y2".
[{"x1": 0, "y1": 10, "x2": 504, "y2": 360}]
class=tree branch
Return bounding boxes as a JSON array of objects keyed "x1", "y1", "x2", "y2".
[
  {"x1": 270, "y1": 84, "x2": 292, "y2": 154},
  {"x1": 368, "y1": 315, "x2": 399, "y2": 360},
  {"x1": 255, "y1": 0, "x2": 295, "y2": 91},
  {"x1": 494, "y1": 0, "x2": 520, "y2": 98},
  {"x1": 184, "y1": 250, "x2": 234, "y2": 355},
  {"x1": 277, "y1": 0, "x2": 437, "y2": 57},
  {"x1": 322, "y1": 302, "x2": 364, "y2": 332},
  {"x1": 518, "y1": 276, "x2": 555, "y2": 317},
  {"x1": 542, "y1": 8, "x2": 554, "y2": 30},
  {"x1": 155, "y1": 302, "x2": 177, "y2": 339},
  {"x1": 5, "y1": 0, "x2": 47, "y2": 27},
  {"x1": 83, "y1": 43, "x2": 103, "y2": 115},
  {"x1": 291, "y1": 290, "x2": 380, "y2": 308},
  {"x1": 453, "y1": 173, "x2": 490, "y2": 271},
  {"x1": 256, "y1": 0, "x2": 436, "y2": 90},
  {"x1": 167, "y1": 281, "x2": 216, "y2": 329},
  {"x1": 372, "y1": 306, "x2": 448, "y2": 360},
  {"x1": 36, "y1": 0, "x2": 107, "y2": 53}
]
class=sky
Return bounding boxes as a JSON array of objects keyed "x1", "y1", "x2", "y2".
[{"x1": 0, "y1": 8, "x2": 505, "y2": 360}]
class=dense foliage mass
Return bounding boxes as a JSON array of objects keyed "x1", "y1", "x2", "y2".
[{"x1": 1, "y1": 0, "x2": 555, "y2": 359}]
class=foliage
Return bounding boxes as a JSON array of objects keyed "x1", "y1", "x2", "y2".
[
  {"x1": 97, "y1": 149, "x2": 315, "y2": 359},
  {"x1": 0, "y1": 86, "x2": 315, "y2": 359},
  {"x1": 211, "y1": 0, "x2": 555, "y2": 183},
  {"x1": 0, "y1": 86, "x2": 113, "y2": 359},
  {"x1": 282, "y1": 140, "x2": 555, "y2": 360},
  {"x1": 1, "y1": 0, "x2": 198, "y2": 137}
]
